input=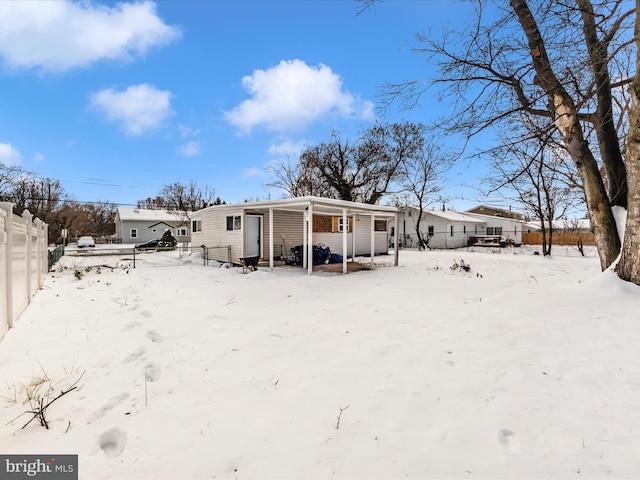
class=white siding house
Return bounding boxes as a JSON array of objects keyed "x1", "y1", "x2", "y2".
[
  {"x1": 394, "y1": 207, "x2": 485, "y2": 249},
  {"x1": 191, "y1": 196, "x2": 399, "y2": 274},
  {"x1": 463, "y1": 212, "x2": 527, "y2": 245},
  {"x1": 115, "y1": 208, "x2": 191, "y2": 244}
]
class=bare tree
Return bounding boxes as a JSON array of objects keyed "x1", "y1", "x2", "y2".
[
  {"x1": 267, "y1": 157, "x2": 335, "y2": 198},
  {"x1": 376, "y1": 0, "x2": 635, "y2": 277},
  {"x1": 615, "y1": 5, "x2": 640, "y2": 284},
  {"x1": 269, "y1": 122, "x2": 429, "y2": 204},
  {"x1": 136, "y1": 196, "x2": 167, "y2": 210},
  {"x1": 138, "y1": 179, "x2": 218, "y2": 224},
  {"x1": 487, "y1": 135, "x2": 582, "y2": 256},
  {"x1": 399, "y1": 140, "x2": 450, "y2": 249}
]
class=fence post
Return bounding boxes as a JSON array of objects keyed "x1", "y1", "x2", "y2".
[
  {"x1": 23, "y1": 210, "x2": 33, "y2": 305},
  {"x1": 34, "y1": 218, "x2": 44, "y2": 290},
  {"x1": 1, "y1": 202, "x2": 14, "y2": 328}
]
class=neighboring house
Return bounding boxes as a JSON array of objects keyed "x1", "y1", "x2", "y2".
[
  {"x1": 394, "y1": 206, "x2": 486, "y2": 249},
  {"x1": 463, "y1": 211, "x2": 528, "y2": 245},
  {"x1": 466, "y1": 204, "x2": 526, "y2": 221},
  {"x1": 115, "y1": 208, "x2": 191, "y2": 244},
  {"x1": 190, "y1": 196, "x2": 399, "y2": 274}
]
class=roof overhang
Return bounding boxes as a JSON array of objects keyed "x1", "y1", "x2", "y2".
[{"x1": 199, "y1": 196, "x2": 398, "y2": 217}]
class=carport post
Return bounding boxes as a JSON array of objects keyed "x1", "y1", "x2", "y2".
[
  {"x1": 342, "y1": 208, "x2": 347, "y2": 274},
  {"x1": 307, "y1": 201, "x2": 313, "y2": 275},
  {"x1": 269, "y1": 207, "x2": 274, "y2": 270},
  {"x1": 370, "y1": 213, "x2": 375, "y2": 269},
  {"x1": 394, "y1": 212, "x2": 399, "y2": 266}
]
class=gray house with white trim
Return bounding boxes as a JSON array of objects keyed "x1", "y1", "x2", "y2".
[{"x1": 115, "y1": 208, "x2": 191, "y2": 244}]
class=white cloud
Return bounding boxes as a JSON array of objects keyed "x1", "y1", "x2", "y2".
[
  {"x1": 267, "y1": 138, "x2": 307, "y2": 159},
  {"x1": 33, "y1": 152, "x2": 45, "y2": 162},
  {"x1": 0, "y1": 0, "x2": 181, "y2": 72},
  {"x1": 177, "y1": 141, "x2": 200, "y2": 157},
  {"x1": 0, "y1": 142, "x2": 22, "y2": 165},
  {"x1": 178, "y1": 124, "x2": 201, "y2": 138},
  {"x1": 224, "y1": 59, "x2": 375, "y2": 134},
  {"x1": 90, "y1": 83, "x2": 173, "y2": 136}
]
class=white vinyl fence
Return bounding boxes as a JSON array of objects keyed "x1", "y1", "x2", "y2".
[{"x1": 1, "y1": 202, "x2": 48, "y2": 341}]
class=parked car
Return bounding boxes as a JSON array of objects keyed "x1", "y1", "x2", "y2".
[
  {"x1": 135, "y1": 239, "x2": 159, "y2": 251},
  {"x1": 77, "y1": 236, "x2": 95, "y2": 248}
]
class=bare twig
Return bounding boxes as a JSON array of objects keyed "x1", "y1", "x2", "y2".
[
  {"x1": 336, "y1": 405, "x2": 350, "y2": 429},
  {"x1": 20, "y1": 371, "x2": 85, "y2": 430}
]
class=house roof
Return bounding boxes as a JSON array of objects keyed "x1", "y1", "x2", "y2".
[
  {"x1": 465, "y1": 204, "x2": 526, "y2": 220},
  {"x1": 116, "y1": 208, "x2": 184, "y2": 222},
  {"x1": 425, "y1": 210, "x2": 486, "y2": 224},
  {"x1": 401, "y1": 206, "x2": 484, "y2": 224},
  {"x1": 464, "y1": 211, "x2": 527, "y2": 224},
  {"x1": 195, "y1": 196, "x2": 398, "y2": 217}
]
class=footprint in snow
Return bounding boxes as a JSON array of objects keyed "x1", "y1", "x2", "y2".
[
  {"x1": 146, "y1": 330, "x2": 163, "y2": 343},
  {"x1": 98, "y1": 427, "x2": 127, "y2": 458},
  {"x1": 498, "y1": 429, "x2": 520, "y2": 453},
  {"x1": 86, "y1": 392, "x2": 130, "y2": 424},
  {"x1": 121, "y1": 346, "x2": 146, "y2": 364},
  {"x1": 145, "y1": 362, "x2": 161, "y2": 382},
  {"x1": 122, "y1": 321, "x2": 141, "y2": 331}
]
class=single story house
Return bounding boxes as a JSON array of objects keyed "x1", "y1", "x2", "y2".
[
  {"x1": 462, "y1": 211, "x2": 527, "y2": 245},
  {"x1": 115, "y1": 208, "x2": 191, "y2": 244},
  {"x1": 190, "y1": 196, "x2": 399, "y2": 274},
  {"x1": 393, "y1": 207, "x2": 486, "y2": 249},
  {"x1": 466, "y1": 204, "x2": 526, "y2": 221}
]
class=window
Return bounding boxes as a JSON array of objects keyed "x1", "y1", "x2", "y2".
[
  {"x1": 130, "y1": 228, "x2": 138, "y2": 239},
  {"x1": 428, "y1": 226, "x2": 434, "y2": 236},
  {"x1": 192, "y1": 220, "x2": 201, "y2": 233},
  {"x1": 338, "y1": 217, "x2": 350, "y2": 232},
  {"x1": 487, "y1": 227, "x2": 503, "y2": 235},
  {"x1": 374, "y1": 219, "x2": 387, "y2": 232},
  {"x1": 177, "y1": 228, "x2": 188, "y2": 236},
  {"x1": 450, "y1": 225, "x2": 454, "y2": 237},
  {"x1": 463, "y1": 225, "x2": 466, "y2": 234},
  {"x1": 226, "y1": 215, "x2": 241, "y2": 231},
  {"x1": 325, "y1": 216, "x2": 352, "y2": 233}
]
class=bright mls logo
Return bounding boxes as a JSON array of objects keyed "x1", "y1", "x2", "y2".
[{"x1": 1, "y1": 455, "x2": 77, "y2": 480}]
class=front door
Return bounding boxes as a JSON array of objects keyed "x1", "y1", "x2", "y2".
[{"x1": 246, "y1": 215, "x2": 261, "y2": 257}]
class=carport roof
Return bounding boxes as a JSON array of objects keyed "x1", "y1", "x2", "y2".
[{"x1": 198, "y1": 196, "x2": 398, "y2": 216}]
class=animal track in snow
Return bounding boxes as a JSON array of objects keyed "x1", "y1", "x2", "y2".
[{"x1": 98, "y1": 427, "x2": 127, "y2": 458}]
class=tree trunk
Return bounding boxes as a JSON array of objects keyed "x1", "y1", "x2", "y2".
[
  {"x1": 510, "y1": 0, "x2": 621, "y2": 270},
  {"x1": 577, "y1": 0, "x2": 628, "y2": 208},
  {"x1": 615, "y1": 3, "x2": 640, "y2": 285}
]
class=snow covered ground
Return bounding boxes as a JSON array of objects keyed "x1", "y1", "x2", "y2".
[{"x1": 1, "y1": 245, "x2": 639, "y2": 479}]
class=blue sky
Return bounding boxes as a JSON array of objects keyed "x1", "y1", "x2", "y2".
[{"x1": 0, "y1": 0, "x2": 487, "y2": 209}]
